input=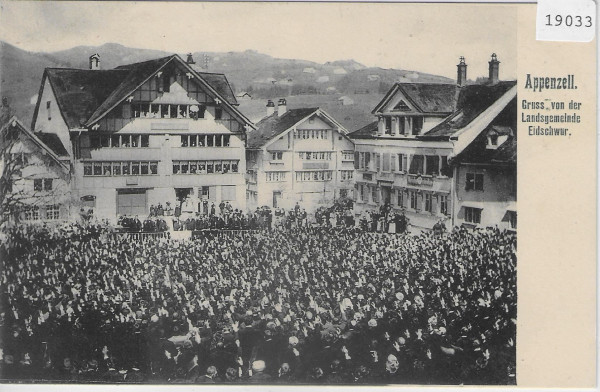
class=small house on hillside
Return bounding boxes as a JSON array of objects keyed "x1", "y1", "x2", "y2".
[{"x1": 338, "y1": 96, "x2": 354, "y2": 106}]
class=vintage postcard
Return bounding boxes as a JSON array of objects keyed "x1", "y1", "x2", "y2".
[{"x1": 0, "y1": 1, "x2": 596, "y2": 390}]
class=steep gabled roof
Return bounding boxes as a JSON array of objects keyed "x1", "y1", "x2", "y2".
[
  {"x1": 35, "y1": 132, "x2": 69, "y2": 157},
  {"x1": 195, "y1": 71, "x2": 238, "y2": 105},
  {"x1": 247, "y1": 108, "x2": 318, "y2": 149},
  {"x1": 34, "y1": 68, "x2": 130, "y2": 129},
  {"x1": 2, "y1": 116, "x2": 70, "y2": 171},
  {"x1": 86, "y1": 55, "x2": 175, "y2": 125},
  {"x1": 372, "y1": 83, "x2": 458, "y2": 115},
  {"x1": 421, "y1": 81, "x2": 517, "y2": 139}
]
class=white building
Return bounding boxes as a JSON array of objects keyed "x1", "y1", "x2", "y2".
[
  {"x1": 30, "y1": 53, "x2": 255, "y2": 221},
  {"x1": 246, "y1": 99, "x2": 355, "y2": 211}
]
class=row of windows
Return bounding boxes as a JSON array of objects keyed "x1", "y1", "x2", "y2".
[
  {"x1": 266, "y1": 172, "x2": 287, "y2": 182},
  {"x1": 295, "y1": 171, "x2": 333, "y2": 182},
  {"x1": 295, "y1": 130, "x2": 329, "y2": 140},
  {"x1": 298, "y1": 151, "x2": 333, "y2": 161},
  {"x1": 356, "y1": 184, "x2": 449, "y2": 215},
  {"x1": 173, "y1": 160, "x2": 239, "y2": 174},
  {"x1": 23, "y1": 205, "x2": 61, "y2": 221},
  {"x1": 84, "y1": 161, "x2": 159, "y2": 176},
  {"x1": 341, "y1": 151, "x2": 354, "y2": 161},
  {"x1": 90, "y1": 134, "x2": 150, "y2": 149},
  {"x1": 130, "y1": 103, "x2": 222, "y2": 120},
  {"x1": 355, "y1": 152, "x2": 448, "y2": 176},
  {"x1": 180, "y1": 134, "x2": 231, "y2": 148},
  {"x1": 382, "y1": 116, "x2": 423, "y2": 136},
  {"x1": 33, "y1": 178, "x2": 53, "y2": 191},
  {"x1": 340, "y1": 170, "x2": 354, "y2": 181}
]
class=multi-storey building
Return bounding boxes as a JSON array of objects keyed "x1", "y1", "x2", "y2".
[
  {"x1": 349, "y1": 54, "x2": 516, "y2": 231},
  {"x1": 1, "y1": 115, "x2": 71, "y2": 222},
  {"x1": 246, "y1": 100, "x2": 354, "y2": 211},
  {"x1": 30, "y1": 53, "x2": 254, "y2": 220}
]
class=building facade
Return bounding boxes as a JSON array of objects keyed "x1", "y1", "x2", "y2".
[
  {"x1": 246, "y1": 100, "x2": 355, "y2": 211},
  {"x1": 349, "y1": 54, "x2": 516, "y2": 231},
  {"x1": 1, "y1": 116, "x2": 71, "y2": 223},
  {"x1": 30, "y1": 54, "x2": 254, "y2": 221}
]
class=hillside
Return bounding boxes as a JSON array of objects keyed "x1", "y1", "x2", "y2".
[{"x1": 0, "y1": 41, "x2": 453, "y2": 131}]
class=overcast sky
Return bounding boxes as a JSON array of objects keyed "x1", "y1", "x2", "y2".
[{"x1": 0, "y1": 1, "x2": 518, "y2": 80}]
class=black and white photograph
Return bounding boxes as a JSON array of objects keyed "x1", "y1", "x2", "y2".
[{"x1": 0, "y1": 1, "x2": 521, "y2": 386}]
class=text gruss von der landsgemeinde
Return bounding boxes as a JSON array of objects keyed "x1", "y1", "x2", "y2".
[{"x1": 522, "y1": 73, "x2": 581, "y2": 137}]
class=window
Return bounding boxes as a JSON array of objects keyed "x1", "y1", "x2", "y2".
[
  {"x1": 490, "y1": 134, "x2": 499, "y2": 145},
  {"x1": 397, "y1": 154, "x2": 405, "y2": 172},
  {"x1": 272, "y1": 152, "x2": 283, "y2": 161},
  {"x1": 46, "y1": 101, "x2": 51, "y2": 120},
  {"x1": 465, "y1": 207, "x2": 482, "y2": 224},
  {"x1": 340, "y1": 170, "x2": 353, "y2": 181},
  {"x1": 382, "y1": 153, "x2": 390, "y2": 172},
  {"x1": 410, "y1": 191, "x2": 418, "y2": 210},
  {"x1": 266, "y1": 172, "x2": 286, "y2": 182},
  {"x1": 397, "y1": 190, "x2": 404, "y2": 206},
  {"x1": 33, "y1": 179, "x2": 43, "y2": 191},
  {"x1": 362, "y1": 184, "x2": 368, "y2": 202},
  {"x1": 375, "y1": 153, "x2": 381, "y2": 172},
  {"x1": 393, "y1": 100, "x2": 411, "y2": 111},
  {"x1": 200, "y1": 186, "x2": 210, "y2": 199},
  {"x1": 181, "y1": 135, "x2": 189, "y2": 147},
  {"x1": 466, "y1": 173, "x2": 484, "y2": 191},
  {"x1": 424, "y1": 193, "x2": 432, "y2": 213},
  {"x1": 440, "y1": 195, "x2": 449, "y2": 215},
  {"x1": 223, "y1": 135, "x2": 230, "y2": 147},
  {"x1": 412, "y1": 117, "x2": 423, "y2": 135},
  {"x1": 141, "y1": 135, "x2": 150, "y2": 148},
  {"x1": 24, "y1": 206, "x2": 40, "y2": 221},
  {"x1": 409, "y1": 155, "x2": 424, "y2": 175},
  {"x1": 82, "y1": 161, "x2": 157, "y2": 176},
  {"x1": 342, "y1": 151, "x2": 354, "y2": 161},
  {"x1": 440, "y1": 156, "x2": 449, "y2": 176},
  {"x1": 46, "y1": 205, "x2": 60, "y2": 220},
  {"x1": 384, "y1": 117, "x2": 392, "y2": 134},
  {"x1": 215, "y1": 108, "x2": 223, "y2": 120},
  {"x1": 425, "y1": 156, "x2": 440, "y2": 176},
  {"x1": 371, "y1": 186, "x2": 379, "y2": 203},
  {"x1": 93, "y1": 162, "x2": 102, "y2": 176},
  {"x1": 111, "y1": 135, "x2": 120, "y2": 148}
]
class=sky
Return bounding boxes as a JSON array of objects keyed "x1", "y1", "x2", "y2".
[{"x1": 0, "y1": 1, "x2": 518, "y2": 80}]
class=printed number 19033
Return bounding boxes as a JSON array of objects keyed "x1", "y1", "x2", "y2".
[{"x1": 545, "y1": 14, "x2": 593, "y2": 27}]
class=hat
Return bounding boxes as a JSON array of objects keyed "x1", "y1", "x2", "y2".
[
  {"x1": 368, "y1": 319, "x2": 378, "y2": 327},
  {"x1": 288, "y1": 336, "x2": 299, "y2": 346},
  {"x1": 252, "y1": 360, "x2": 266, "y2": 372},
  {"x1": 387, "y1": 354, "x2": 398, "y2": 362}
]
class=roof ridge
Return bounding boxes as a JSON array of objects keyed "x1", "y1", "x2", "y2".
[{"x1": 114, "y1": 54, "x2": 176, "y2": 69}]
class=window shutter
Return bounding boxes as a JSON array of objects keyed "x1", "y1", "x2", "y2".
[
  {"x1": 354, "y1": 152, "x2": 360, "y2": 170},
  {"x1": 391, "y1": 154, "x2": 396, "y2": 172}
]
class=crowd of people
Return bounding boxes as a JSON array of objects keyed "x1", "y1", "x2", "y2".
[{"x1": 0, "y1": 219, "x2": 516, "y2": 384}]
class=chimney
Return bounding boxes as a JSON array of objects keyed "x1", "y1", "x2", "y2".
[
  {"x1": 89, "y1": 54, "x2": 100, "y2": 70},
  {"x1": 266, "y1": 100, "x2": 275, "y2": 116},
  {"x1": 186, "y1": 53, "x2": 196, "y2": 65},
  {"x1": 456, "y1": 56, "x2": 467, "y2": 87},
  {"x1": 277, "y1": 98, "x2": 287, "y2": 117},
  {"x1": 489, "y1": 53, "x2": 500, "y2": 84}
]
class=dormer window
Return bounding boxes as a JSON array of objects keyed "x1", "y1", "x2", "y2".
[{"x1": 486, "y1": 127, "x2": 511, "y2": 149}]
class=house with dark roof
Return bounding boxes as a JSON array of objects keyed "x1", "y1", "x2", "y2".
[
  {"x1": 348, "y1": 54, "x2": 516, "y2": 232},
  {"x1": 31, "y1": 53, "x2": 255, "y2": 220},
  {"x1": 1, "y1": 116, "x2": 71, "y2": 222},
  {"x1": 448, "y1": 109, "x2": 517, "y2": 231},
  {"x1": 245, "y1": 99, "x2": 354, "y2": 211}
]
